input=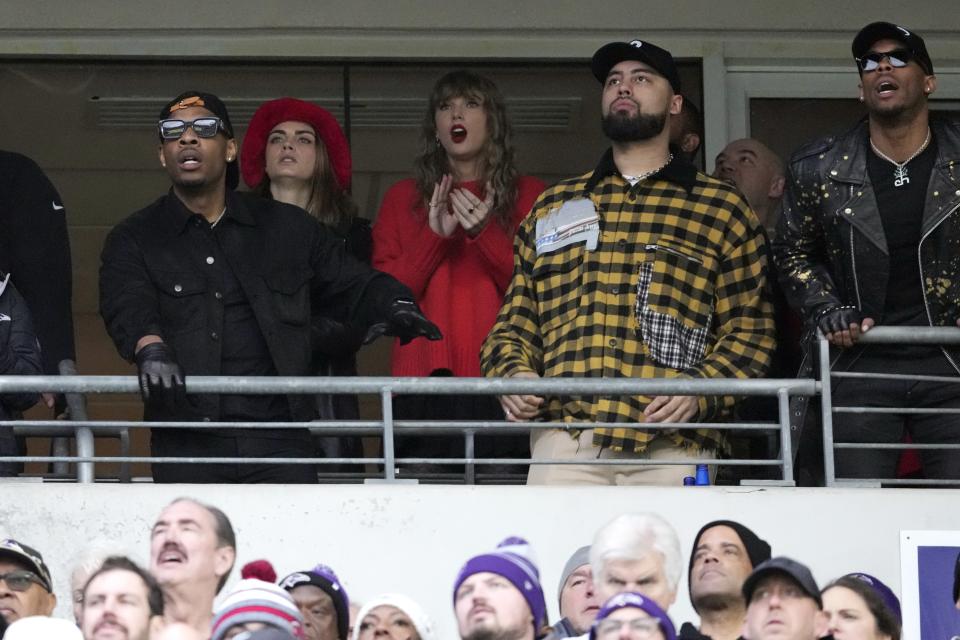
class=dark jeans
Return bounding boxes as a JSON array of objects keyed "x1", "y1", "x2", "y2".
[
  {"x1": 151, "y1": 428, "x2": 318, "y2": 484},
  {"x1": 0, "y1": 426, "x2": 21, "y2": 477},
  {"x1": 832, "y1": 350, "x2": 960, "y2": 480},
  {"x1": 392, "y1": 370, "x2": 528, "y2": 476}
]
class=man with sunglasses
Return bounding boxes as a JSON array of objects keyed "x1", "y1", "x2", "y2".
[
  {"x1": 773, "y1": 22, "x2": 960, "y2": 484},
  {"x1": 100, "y1": 91, "x2": 441, "y2": 483},
  {"x1": 0, "y1": 538, "x2": 57, "y2": 624}
]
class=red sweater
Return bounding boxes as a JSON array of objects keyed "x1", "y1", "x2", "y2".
[{"x1": 372, "y1": 176, "x2": 546, "y2": 377}]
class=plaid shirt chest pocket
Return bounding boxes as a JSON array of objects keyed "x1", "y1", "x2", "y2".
[
  {"x1": 636, "y1": 238, "x2": 716, "y2": 370},
  {"x1": 533, "y1": 245, "x2": 585, "y2": 336}
]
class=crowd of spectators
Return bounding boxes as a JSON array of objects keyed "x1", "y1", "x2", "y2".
[{"x1": 1, "y1": 498, "x2": 943, "y2": 639}]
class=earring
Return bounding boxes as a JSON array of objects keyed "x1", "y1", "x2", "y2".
[{"x1": 435, "y1": 136, "x2": 441, "y2": 148}]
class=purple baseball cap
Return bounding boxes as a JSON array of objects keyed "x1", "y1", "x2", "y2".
[
  {"x1": 589, "y1": 592, "x2": 676, "y2": 640},
  {"x1": 845, "y1": 573, "x2": 902, "y2": 625}
]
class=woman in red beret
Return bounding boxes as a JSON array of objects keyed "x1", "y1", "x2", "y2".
[
  {"x1": 241, "y1": 97, "x2": 367, "y2": 470},
  {"x1": 372, "y1": 71, "x2": 545, "y2": 478}
]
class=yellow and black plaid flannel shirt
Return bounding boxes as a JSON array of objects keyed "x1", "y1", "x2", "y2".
[{"x1": 480, "y1": 150, "x2": 775, "y2": 453}]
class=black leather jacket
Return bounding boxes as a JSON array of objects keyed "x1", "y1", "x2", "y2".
[
  {"x1": 0, "y1": 271, "x2": 42, "y2": 420},
  {"x1": 100, "y1": 189, "x2": 409, "y2": 422},
  {"x1": 773, "y1": 116, "x2": 960, "y2": 372}
]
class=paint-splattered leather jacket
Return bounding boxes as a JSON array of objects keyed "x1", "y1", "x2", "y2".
[{"x1": 773, "y1": 116, "x2": 960, "y2": 373}]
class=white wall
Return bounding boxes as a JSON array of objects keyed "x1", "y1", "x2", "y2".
[{"x1": 1, "y1": 483, "x2": 957, "y2": 637}]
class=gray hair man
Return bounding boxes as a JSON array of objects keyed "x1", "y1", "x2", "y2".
[{"x1": 591, "y1": 513, "x2": 682, "y2": 612}]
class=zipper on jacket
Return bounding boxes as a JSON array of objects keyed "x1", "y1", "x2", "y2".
[
  {"x1": 918, "y1": 199, "x2": 960, "y2": 374},
  {"x1": 645, "y1": 244, "x2": 704, "y2": 265},
  {"x1": 848, "y1": 224, "x2": 863, "y2": 310}
]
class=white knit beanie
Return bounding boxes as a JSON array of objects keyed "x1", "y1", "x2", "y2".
[
  {"x1": 350, "y1": 593, "x2": 437, "y2": 640},
  {"x1": 4, "y1": 616, "x2": 83, "y2": 640}
]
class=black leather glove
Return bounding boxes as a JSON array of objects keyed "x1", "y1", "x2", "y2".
[
  {"x1": 363, "y1": 299, "x2": 443, "y2": 346},
  {"x1": 816, "y1": 305, "x2": 863, "y2": 335},
  {"x1": 135, "y1": 342, "x2": 186, "y2": 413}
]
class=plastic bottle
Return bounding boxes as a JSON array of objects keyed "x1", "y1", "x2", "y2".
[{"x1": 695, "y1": 463, "x2": 710, "y2": 486}]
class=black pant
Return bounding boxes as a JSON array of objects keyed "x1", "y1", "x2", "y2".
[
  {"x1": 151, "y1": 428, "x2": 318, "y2": 484},
  {"x1": 392, "y1": 370, "x2": 528, "y2": 475},
  {"x1": 832, "y1": 350, "x2": 960, "y2": 480}
]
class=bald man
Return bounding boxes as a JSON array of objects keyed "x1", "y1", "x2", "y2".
[{"x1": 713, "y1": 139, "x2": 785, "y2": 231}]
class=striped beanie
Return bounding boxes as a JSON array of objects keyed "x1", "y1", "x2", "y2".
[
  {"x1": 453, "y1": 536, "x2": 547, "y2": 631},
  {"x1": 211, "y1": 579, "x2": 304, "y2": 640}
]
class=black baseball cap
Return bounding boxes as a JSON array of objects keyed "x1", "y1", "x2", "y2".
[
  {"x1": 0, "y1": 538, "x2": 53, "y2": 592},
  {"x1": 742, "y1": 557, "x2": 821, "y2": 608},
  {"x1": 159, "y1": 90, "x2": 239, "y2": 190},
  {"x1": 591, "y1": 39, "x2": 681, "y2": 93},
  {"x1": 852, "y1": 22, "x2": 934, "y2": 75}
]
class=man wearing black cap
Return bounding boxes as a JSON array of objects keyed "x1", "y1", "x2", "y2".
[
  {"x1": 741, "y1": 557, "x2": 828, "y2": 640},
  {"x1": 482, "y1": 40, "x2": 774, "y2": 485},
  {"x1": 680, "y1": 521, "x2": 771, "y2": 640},
  {"x1": 100, "y1": 90, "x2": 441, "y2": 483},
  {"x1": 773, "y1": 22, "x2": 960, "y2": 484},
  {"x1": 0, "y1": 538, "x2": 57, "y2": 624},
  {"x1": 279, "y1": 565, "x2": 349, "y2": 640}
]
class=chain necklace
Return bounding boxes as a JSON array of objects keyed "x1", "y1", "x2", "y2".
[
  {"x1": 622, "y1": 153, "x2": 674, "y2": 184},
  {"x1": 869, "y1": 128, "x2": 931, "y2": 188}
]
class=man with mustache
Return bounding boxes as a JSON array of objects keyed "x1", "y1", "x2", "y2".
[
  {"x1": 0, "y1": 538, "x2": 57, "y2": 625},
  {"x1": 680, "y1": 521, "x2": 771, "y2": 640},
  {"x1": 149, "y1": 498, "x2": 236, "y2": 637},
  {"x1": 81, "y1": 555, "x2": 164, "y2": 640},
  {"x1": 99, "y1": 90, "x2": 440, "y2": 483},
  {"x1": 773, "y1": 22, "x2": 960, "y2": 483},
  {"x1": 482, "y1": 39, "x2": 774, "y2": 485}
]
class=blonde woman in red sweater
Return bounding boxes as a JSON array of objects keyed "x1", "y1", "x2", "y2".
[{"x1": 372, "y1": 70, "x2": 545, "y2": 478}]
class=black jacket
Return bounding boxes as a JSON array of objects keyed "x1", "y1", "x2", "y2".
[
  {"x1": 0, "y1": 272, "x2": 42, "y2": 419},
  {"x1": 99, "y1": 189, "x2": 410, "y2": 422},
  {"x1": 0, "y1": 151, "x2": 75, "y2": 375},
  {"x1": 773, "y1": 116, "x2": 960, "y2": 370}
]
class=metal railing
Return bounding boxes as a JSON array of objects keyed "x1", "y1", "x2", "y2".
[
  {"x1": 0, "y1": 375, "x2": 813, "y2": 485},
  {"x1": 818, "y1": 326, "x2": 960, "y2": 487}
]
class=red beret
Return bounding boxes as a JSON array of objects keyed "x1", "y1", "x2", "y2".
[{"x1": 241, "y1": 97, "x2": 351, "y2": 191}]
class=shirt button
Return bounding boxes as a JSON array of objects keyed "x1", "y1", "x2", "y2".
[
  {"x1": 173, "y1": 284, "x2": 182, "y2": 293},
  {"x1": 611, "y1": 285, "x2": 620, "y2": 295},
  {"x1": 215, "y1": 291, "x2": 223, "y2": 300},
  {"x1": 206, "y1": 256, "x2": 215, "y2": 265},
  {"x1": 608, "y1": 338, "x2": 617, "y2": 348},
  {"x1": 210, "y1": 332, "x2": 219, "y2": 341},
  {"x1": 617, "y1": 238, "x2": 627, "y2": 248}
]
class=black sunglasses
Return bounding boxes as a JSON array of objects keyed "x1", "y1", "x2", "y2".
[
  {"x1": 0, "y1": 570, "x2": 47, "y2": 592},
  {"x1": 158, "y1": 117, "x2": 227, "y2": 140},
  {"x1": 857, "y1": 48, "x2": 915, "y2": 72}
]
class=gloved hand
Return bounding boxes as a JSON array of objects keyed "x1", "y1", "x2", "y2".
[
  {"x1": 363, "y1": 299, "x2": 443, "y2": 346},
  {"x1": 135, "y1": 342, "x2": 186, "y2": 413},
  {"x1": 816, "y1": 305, "x2": 872, "y2": 348}
]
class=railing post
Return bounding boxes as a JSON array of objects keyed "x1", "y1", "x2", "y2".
[
  {"x1": 818, "y1": 334, "x2": 837, "y2": 486},
  {"x1": 381, "y1": 389, "x2": 396, "y2": 481},
  {"x1": 777, "y1": 387, "x2": 794, "y2": 483},
  {"x1": 59, "y1": 360, "x2": 95, "y2": 484},
  {"x1": 465, "y1": 429, "x2": 476, "y2": 485}
]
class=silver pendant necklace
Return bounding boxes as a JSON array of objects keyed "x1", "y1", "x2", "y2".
[{"x1": 869, "y1": 128, "x2": 931, "y2": 188}]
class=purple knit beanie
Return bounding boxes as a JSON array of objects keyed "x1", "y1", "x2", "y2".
[{"x1": 453, "y1": 536, "x2": 547, "y2": 631}]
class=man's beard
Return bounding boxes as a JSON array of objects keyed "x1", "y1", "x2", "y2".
[
  {"x1": 463, "y1": 624, "x2": 528, "y2": 640},
  {"x1": 601, "y1": 107, "x2": 667, "y2": 143},
  {"x1": 693, "y1": 590, "x2": 744, "y2": 613}
]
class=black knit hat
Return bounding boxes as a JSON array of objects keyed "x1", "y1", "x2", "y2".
[
  {"x1": 687, "y1": 520, "x2": 771, "y2": 611},
  {"x1": 158, "y1": 90, "x2": 239, "y2": 190}
]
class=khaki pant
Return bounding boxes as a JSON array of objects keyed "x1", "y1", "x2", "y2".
[{"x1": 527, "y1": 428, "x2": 714, "y2": 486}]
